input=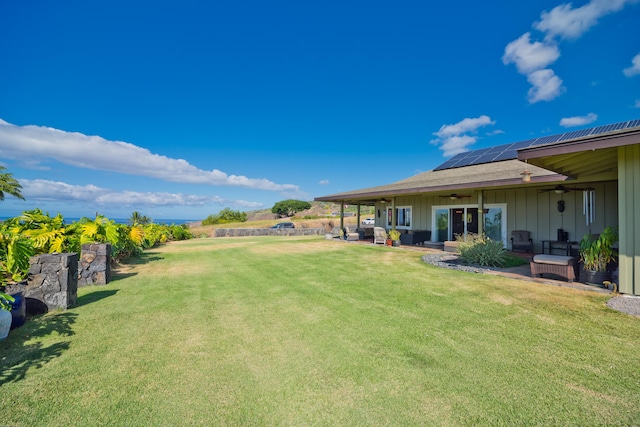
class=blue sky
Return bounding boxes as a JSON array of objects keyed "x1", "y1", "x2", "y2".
[{"x1": 1, "y1": 0, "x2": 638, "y2": 221}]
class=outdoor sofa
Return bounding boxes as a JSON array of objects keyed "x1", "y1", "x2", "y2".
[
  {"x1": 530, "y1": 254, "x2": 578, "y2": 282},
  {"x1": 399, "y1": 230, "x2": 431, "y2": 246}
]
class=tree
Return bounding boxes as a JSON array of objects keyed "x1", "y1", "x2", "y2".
[
  {"x1": 129, "y1": 211, "x2": 152, "y2": 225},
  {"x1": 0, "y1": 166, "x2": 25, "y2": 202},
  {"x1": 271, "y1": 200, "x2": 311, "y2": 218}
]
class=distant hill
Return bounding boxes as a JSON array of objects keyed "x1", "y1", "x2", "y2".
[{"x1": 245, "y1": 201, "x2": 373, "y2": 221}]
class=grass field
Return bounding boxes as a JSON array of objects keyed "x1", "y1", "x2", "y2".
[{"x1": 1, "y1": 236, "x2": 639, "y2": 425}]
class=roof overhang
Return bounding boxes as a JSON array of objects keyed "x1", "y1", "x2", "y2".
[
  {"x1": 518, "y1": 128, "x2": 640, "y2": 180},
  {"x1": 315, "y1": 159, "x2": 566, "y2": 204}
]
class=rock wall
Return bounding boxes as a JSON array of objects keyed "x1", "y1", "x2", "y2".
[
  {"x1": 214, "y1": 228, "x2": 324, "y2": 237},
  {"x1": 78, "y1": 243, "x2": 111, "y2": 286},
  {"x1": 5, "y1": 253, "x2": 78, "y2": 311}
]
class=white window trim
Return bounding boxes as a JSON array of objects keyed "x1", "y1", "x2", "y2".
[
  {"x1": 394, "y1": 205, "x2": 412, "y2": 229},
  {"x1": 431, "y1": 203, "x2": 507, "y2": 245}
]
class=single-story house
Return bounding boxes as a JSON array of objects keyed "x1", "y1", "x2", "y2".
[{"x1": 315, "y1": 119, "x2": 640, "y2": 295}]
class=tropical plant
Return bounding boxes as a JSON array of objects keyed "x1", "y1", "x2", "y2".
[
  {"x1": 0, "y1": 166, "x2": 25, "y2": 202},
  {"x1": 579, "y1": 226, "x2": 618, "y2": 272},
  {"x1": 129, "y1": 211, "x2": 152, "y2": 225},
  {"x1": 0, "y1": 292, "x2": 14, "y2": 311},
  {"x1": 456, "y1": 233, "x2": 506, "y2": 267},
  {"x1": 18, "y1": 209, "x2": 71, "y2": 253},
  {"x1": 388, "y1": 229, "x2": 401, "y2": 241},
  {"x1": 0, "y1": 222, "x2": 35, "y2": 285},
  {"x1": 167, "y1": 224, "x2": 192, "y2": 241}
]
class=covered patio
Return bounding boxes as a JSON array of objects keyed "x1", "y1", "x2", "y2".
[{"x1": 316, "y1": 119, "x2": 640, "y2": 295}]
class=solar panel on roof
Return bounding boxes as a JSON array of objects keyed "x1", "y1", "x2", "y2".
[
  {"x1": 511, "y1": 140, "x2": 536, "y2": 149},
  {"x1": 470, "y1": 154, "x2": 493, "y2": 164},
  {"x1": 492, "y1": 151, "x2": 517, "y2": 162},
  {"x1": 558, "y1": 128, "x2": 592, "y2": 140},
  {"x1": 432, "y1": 119, "x2": 640, "y2": 171},
  {"x1": 531, "y1": 134, "x2": 562, "y2": 145},
  {"x1": 486, "y1": 146, "x2": 506, "y2": 154},
  {"x1": 590, "y1": 125, "x2": 609, "y2": 134}
]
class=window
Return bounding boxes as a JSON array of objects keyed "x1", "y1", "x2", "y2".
[
  {"x1": 395, "y1": 206, "x2": 411, "y2": 228},
  {"x1": 386, "y1": 206, "x2": 412, "y2": 228}
]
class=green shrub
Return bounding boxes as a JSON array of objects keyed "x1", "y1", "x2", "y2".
[
  {"x1": 202, "y1": 208, "x2": 247, "y2": 225},
  {"x1": 168, "y1": 224, "x2": 192, "y2": 240},
  {"x1": 456, "y1": 233, "x2": 506, "y2": 267}
]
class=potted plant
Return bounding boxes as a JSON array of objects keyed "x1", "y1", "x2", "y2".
[
  {"x1": 0, "y1": 292, "x2": 14, "y2": 340},
  {"x1": 388, "y1": 229, "x2": 401, "y2": 247},
  {"x1": 579, "y1": 226, "x2": 618, "y2": 285}
]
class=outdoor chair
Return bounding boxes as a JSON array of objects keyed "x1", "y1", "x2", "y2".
[
  {"x1": 344, "y1": 225, "x2": 359, "y2": 241},
  {"x1": 511, "y1": 230, "x2": 533, "y2": 253},
  {"x1": 373, "y1": 227, "x2": 387, "y2": 245}
]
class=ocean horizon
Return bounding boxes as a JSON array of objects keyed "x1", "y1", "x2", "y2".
[{"x1": 0, "y1": 216, "x2": 198, "y2": 225}]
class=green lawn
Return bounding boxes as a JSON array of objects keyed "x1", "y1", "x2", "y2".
[{"x1": 2, "y1": 236, "x2": 639, "y2": 426}]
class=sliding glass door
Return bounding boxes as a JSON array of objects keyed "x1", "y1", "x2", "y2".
[{"x1": 432, "y1": 204, "x2": 506, "y2": 245}]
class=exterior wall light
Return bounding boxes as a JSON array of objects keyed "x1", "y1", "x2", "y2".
[{"x1": 520, "y1": 169, "x2": 532, "y2": 182}]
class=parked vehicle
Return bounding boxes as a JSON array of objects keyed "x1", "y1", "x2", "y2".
[
  {"x1": 361, "y1": 218, "x2": 375, "y2": 225},
  {"x1": 271, "y1": 222, "x2": 295, "y2": 229}
]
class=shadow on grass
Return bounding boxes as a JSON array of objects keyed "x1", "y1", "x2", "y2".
[
  {"x1": 110, "y1": 252, "x2": 164, "y2": 282},
  {"x1": 76, "y1": 289, "x2": 118, "y2": 307},
  {"x1": 124, "y1": 252, "x2": 164, "y2": 266},
  {"x1": 0, "y1": 312, "x2": 77, "y2": 386}
]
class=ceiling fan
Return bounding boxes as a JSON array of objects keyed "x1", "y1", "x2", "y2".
[
  {"x1": 440, "y1": 193, "x2": 472, "y2": 200},
  {"x1": 539, "y1": 185, "x2": 592, "y2": 194}
]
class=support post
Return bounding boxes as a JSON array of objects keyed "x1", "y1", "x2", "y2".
[{"x1": 478, "y1": 191, "x2": 484, "y2": 236}]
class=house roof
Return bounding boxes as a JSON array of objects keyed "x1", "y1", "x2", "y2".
[
  {"x1": 315, "y1": 159, "x2": 563, "y2": 204},
  {"x1": 316, "y1": 118, "x2": 640, "y2": 204},
  {"x1": 518, "y1": 124, "x2": 640, "y2": 180},
  {"x1": 436, "y1": 119, "x2": 640, "y2": 171}
]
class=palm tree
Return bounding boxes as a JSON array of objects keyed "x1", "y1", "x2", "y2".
[
  {"x1": 0, "y1": 166, "x2": 24, "y2": 202},
  {"x1": 129, "y1": 211, "x2": 151, "y2": 225}
]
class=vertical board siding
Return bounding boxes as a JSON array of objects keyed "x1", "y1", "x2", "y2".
[
  {"x1": 618, "y1": 145, "x2": 639, "y2": 295},
  {"x1": 366, "y1": 178, "x2": 620, "y2": 267}
]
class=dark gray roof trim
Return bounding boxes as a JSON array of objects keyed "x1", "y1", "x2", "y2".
[{"x1": 315, "y1": 159, "x2": 563, "y2": 203}]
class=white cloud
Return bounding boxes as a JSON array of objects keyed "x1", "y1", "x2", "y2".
[
  {"x1": 623, "y1": 53, "x2": 640, "y2": 77},
  {"x1": 504, "y1": 0, "x2": 636, "y2": 103},
  {"x1": 502, "y1": 33, "x2": 560, "y2": 74},
  {"x1": 0, "y1": 119, "x2": 299, "y2": 192},
  {"x1": 434, "y1": 115, "x2": 495, "y2": 138},
  {"x1": 526, "y1": 69, "x2": 565, "y2": 103},
  {"x1": 535, "y1": 0, "x2": 632, "y2": 40},
  {"x1": 503, "y1": 34, "x2": 565, "y2": 103},
  {"x1": 559, "y1": 113, "x2": 598, "y2": 127},
  {"x1": 20, "y1": 179, "x2": 262, "y2": 208},
  {"x1": 319, "y1": 179, "x2": 329, "y2": 185},
  {"x1": 432, "y1": 116, "x2": 496, "y2": 157}
]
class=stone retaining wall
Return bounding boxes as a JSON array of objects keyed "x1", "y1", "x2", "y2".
[
  {"x1": 78, "y1": 243, "x2": 111, "y2": 286},
  {"x1": 5, "y1": 253, "x2": 78, "y2": 311},
  {"x1": 214, "y1": 228, "x2": 324, "y2": 238}
]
